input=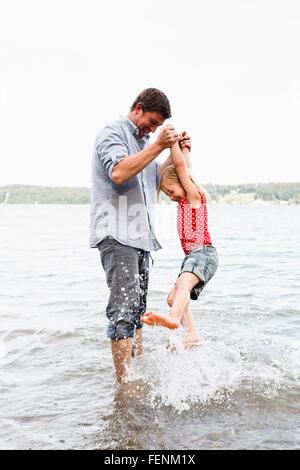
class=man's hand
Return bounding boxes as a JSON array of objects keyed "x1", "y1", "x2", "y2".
[
  {"x1": 156, "y1": 124, "x2": 180, "y2": 150},
  {"x1": 179, "y1": 131, "x2": 191, "y2": 152}
]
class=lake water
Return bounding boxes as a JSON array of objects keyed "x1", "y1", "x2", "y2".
[{"x1": 0, "y1": 203, "x2": 299, "y2": 450}]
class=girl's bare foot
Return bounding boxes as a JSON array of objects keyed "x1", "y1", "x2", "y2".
[
  {"x1": 141, "y1": 312, "x2": 180, "y2": 330},
  {"x1": 140, "y1": 311, "x2": 154, "y2": 326}
]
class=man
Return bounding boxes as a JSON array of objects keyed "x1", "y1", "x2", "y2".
[{"x1": 90, "y1": 88, "x2": 185, "y2": 382}]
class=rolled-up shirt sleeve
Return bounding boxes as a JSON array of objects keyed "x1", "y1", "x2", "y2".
[{"x1": 96, "y1": 127, "x2": 128, "y2": 181}]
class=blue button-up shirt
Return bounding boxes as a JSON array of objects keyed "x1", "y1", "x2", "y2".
[{"x1": 90, "y1": 116, "x2": 162, "y2": 252}]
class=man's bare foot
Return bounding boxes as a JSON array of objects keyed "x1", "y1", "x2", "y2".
[
  {"x1": 141, "y1": 312, "x2": 180, "y2": 330},
  {"x1": 166, "y1": 342, "x2": 177, "y2": 353}
]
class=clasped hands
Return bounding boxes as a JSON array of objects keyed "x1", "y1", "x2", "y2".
[{"x1": 157, "y1": 124, "x2": 191, "y2": 152}]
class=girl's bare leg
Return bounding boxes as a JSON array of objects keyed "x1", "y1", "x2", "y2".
[
  {"x1": 141, "y1": 273, "x2": 200, "y2": 331},
  {"x1": 166, "y1": 281, "x2": 201, "y2": 350},
  {"x1": 181, "y1": 307, "x2": 201, "y2": 349},
  {"x1": 168, "y1": 272, "x2": 200, "y2": 322}
]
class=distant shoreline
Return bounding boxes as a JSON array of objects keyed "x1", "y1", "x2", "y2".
[{"x1": 0, "y1": 183, "x2": 300, "y2": 205}]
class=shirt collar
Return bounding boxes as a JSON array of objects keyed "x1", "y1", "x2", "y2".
[{"x1": 120, "y1": 116, "x2": 150, "y2": 141}]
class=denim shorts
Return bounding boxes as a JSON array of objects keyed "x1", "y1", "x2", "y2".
[
  {"x1": 97, "y1": 237, "x2": 149, "y2": 341},
  {"x1": 179, "y1": 245, "x2": 218, "y2": 300}
]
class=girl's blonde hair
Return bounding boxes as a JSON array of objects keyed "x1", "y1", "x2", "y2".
[{"x1": 158, "y1": 165, "x2": 206, "y2": 200}]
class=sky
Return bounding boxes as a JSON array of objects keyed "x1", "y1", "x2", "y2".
[{"x1": 0, "y1": 0, "x2": 300, "y2": 187}]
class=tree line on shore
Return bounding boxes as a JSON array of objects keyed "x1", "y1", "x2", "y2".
[{"x1": 0, "y1": 182, "x2": 300, "y2": 204}]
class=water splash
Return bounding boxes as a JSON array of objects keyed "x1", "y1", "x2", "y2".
[
  {"x1": 131, "y1": 336, "x2": 243, "y2": 413},
  {"x1": 129, "y1": 329, "x2": 299, "y2": 414}
]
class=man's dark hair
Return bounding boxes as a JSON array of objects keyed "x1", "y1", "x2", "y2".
[{"x1": 130, "y1": 88, "x2": 172, "y2": 119}]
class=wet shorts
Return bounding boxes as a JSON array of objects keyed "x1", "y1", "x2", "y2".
[
  {"x1": 97, "y1": 237, "x2": 149, "y2": 340},
  {"x1": 179, "y1": 244, "x2": 218, "y2": 300}
]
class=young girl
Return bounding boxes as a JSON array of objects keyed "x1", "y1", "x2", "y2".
[{"x1": 141, "y1": 137, "x2": 218, "y2": 348}]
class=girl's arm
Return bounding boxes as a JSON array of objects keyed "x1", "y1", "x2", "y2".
[
  {"x1": 179, "y1": 132, "x2": 192, "y2": 169},
  {"x1": 170, "y1": 143, "x2": 202, "y2": 208},
  {"x1": 158, "y1": 152, "x2": 172, "y2": 177},
  {"x1": 181, "y1": 146, "x2": 192, "y2": 169},
  {"x1": 158, "y1": 131, "x2": 191, "y2": 177}
]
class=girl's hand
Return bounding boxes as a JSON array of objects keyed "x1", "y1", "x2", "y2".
[
  {"x1": 157, "y1": 124, "x2": 180, "y2": 150},
  {"x1": 179, "y1": 131, "x2": 192, "y2": 152}
]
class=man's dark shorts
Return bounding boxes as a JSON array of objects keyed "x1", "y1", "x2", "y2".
[{"x1": 98, "y1": 237, "x2": 150, "y2": 340}]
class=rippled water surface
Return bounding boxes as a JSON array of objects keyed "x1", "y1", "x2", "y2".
[{"x1": 0, "y1": 204, "x2": 299, "y2": 449}]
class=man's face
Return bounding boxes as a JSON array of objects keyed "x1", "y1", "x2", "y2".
[{"x1": 135, "y1": 108, "x2": 165, "y2": 138}]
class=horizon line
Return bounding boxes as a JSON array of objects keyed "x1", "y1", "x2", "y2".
[{"x1": 1, "y1": 181, "x2": 300, "y2": 189}]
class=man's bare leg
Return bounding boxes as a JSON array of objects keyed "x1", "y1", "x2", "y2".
[
  {"x1": 134, "y1": 328, "x2": 143, "y2": 357},
  {"x1": 111, "y1": 338, "x2": 133, "y2": 383}
]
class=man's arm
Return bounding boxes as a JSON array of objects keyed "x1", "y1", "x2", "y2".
[
  {"x1": 112, "y1": 142, "x2": 163, "y2": 185},
  {"x1": 112, "y1": 125, "x2": 179, "y2": 185}
]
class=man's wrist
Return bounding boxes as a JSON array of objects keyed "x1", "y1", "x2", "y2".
[{"x1": 152, "y1": 140, "x2": 164, "y2": 155}]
